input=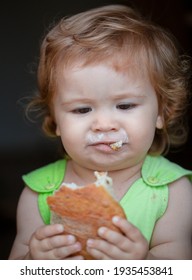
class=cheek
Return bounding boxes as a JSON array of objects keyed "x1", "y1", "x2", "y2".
[
  {"x1": 58, "y1": 121, "x2": 84, "y2": 149},
  {"x1": 60, "y1": 131, "x2": 84, "y2": 160},
  {"x1": 129, "y1": 113, "x2": 157, "y2": 146}
]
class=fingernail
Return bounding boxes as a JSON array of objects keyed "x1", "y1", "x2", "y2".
[
  {"x1": 98, "y1": 227, "x2": 107, "y2": 235},
  {"x1": 57, "y1": 224, "x2": 64, "y2": 232},
  {"x1": 67, "y1": 235, "x2": 76, "y2": 243},
  {"x1": 87, "y1": 239, "x2": 94, "y2": 247},
  {"x1": 112, "y1": 216, "x2": 120, "y2": 224},
  {"x1": 74, "y1": 242, "x2": 82, "y2": 250}
]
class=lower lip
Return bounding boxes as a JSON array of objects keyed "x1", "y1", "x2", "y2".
[{"x1": 90, "y1": 143, "x2": 124, "y2": 153}]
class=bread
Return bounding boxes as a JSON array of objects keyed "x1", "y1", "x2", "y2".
[
  {"x1": 110, "y1": 140, "x2": 123, "y2": 151},
  {"x1": 47, "y1": 171, "x2": 126, "y2": 259}
]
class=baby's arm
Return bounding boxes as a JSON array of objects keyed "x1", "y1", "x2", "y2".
[
  {"x1": 9, "y1": 187, "x2": 82, "y2": 260},
  {"x1": 148, "y1": 176, "x2": 192, "y2": 259}
]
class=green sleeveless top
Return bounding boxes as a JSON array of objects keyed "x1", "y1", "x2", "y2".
[{"x1": 22, "y1": 155, "x2": 192, "y2": 242}]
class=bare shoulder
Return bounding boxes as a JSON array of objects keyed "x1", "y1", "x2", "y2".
[
  {"x1": 9, "y1": 187, "x2": 44, "y2": 259},
  {"x1": 167, "y1": 176, "x2": 192, "y2": 224},
  {"x1": 17, "y1": 187, "x2": 43, "y2": 227},
  {"x1": 150, "y1": 176, "x2": 192, "y2": 259}
]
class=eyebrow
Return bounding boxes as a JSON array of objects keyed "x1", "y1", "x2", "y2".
[
  {"x1": 111, "y1": 92, "x2": 146, "y2": 100},
  {"x1": 60, "y1": 98, "x2": 93, "y2": 106},
  {"x1": 59, "y1": 91, "x2": 146, "y2": 106}
]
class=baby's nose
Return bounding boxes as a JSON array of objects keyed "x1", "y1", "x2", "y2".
[{"x1": 91, "y1": 111, "x2": 118, "y2": 132}]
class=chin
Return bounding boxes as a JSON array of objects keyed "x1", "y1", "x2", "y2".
[{"x1": 85, "y1": 160, "x2": 126, "y2": 172}]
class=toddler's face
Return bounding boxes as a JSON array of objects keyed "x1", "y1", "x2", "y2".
[{"x1": 53, "y1": 63, "x2": 163, "y2": 171}]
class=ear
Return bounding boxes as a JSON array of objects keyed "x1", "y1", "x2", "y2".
[{"x1": 156, "y1": 115, "x2": 163, "y2": 129}]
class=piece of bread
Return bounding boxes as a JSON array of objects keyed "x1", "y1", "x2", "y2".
[
  {"x1": 110, "y1": 140, "x2": 123, "y2": 151},
  {"x1": 47, "y1": 171, "x2": 126, "y2": 259}
]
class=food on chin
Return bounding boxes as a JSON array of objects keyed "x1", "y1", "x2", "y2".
[{"x1": 47, "y1": 171, "x2": 126, "y2": 259}]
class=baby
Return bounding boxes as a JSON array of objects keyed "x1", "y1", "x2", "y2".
[{"x1": 9, "y1": 4, "x2": 192, "y2": 260}]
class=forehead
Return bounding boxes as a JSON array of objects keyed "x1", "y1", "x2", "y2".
[
  {"x1": 56, "y1": 61, "x2": 155, "y2": 103},
  {"x1": 59, "y1": 50, "x2": 149, "y2": 81}
]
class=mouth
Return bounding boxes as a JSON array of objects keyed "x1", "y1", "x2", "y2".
[{"x1": 90, "y1": 140, "x2": 125, "y2": 152}]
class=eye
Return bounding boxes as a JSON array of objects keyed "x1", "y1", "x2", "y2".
[
  {"x1": 116, "y1": 103, "x2": 136, "y2": 110},
  {"x1": 72, "y1": 107, "x2": 92, "y2": 114}
]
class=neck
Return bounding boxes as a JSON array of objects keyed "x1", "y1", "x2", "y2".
[
  {"x1": 65, "y1": 159, "x2": 143, "y2": 200},
  {"x1": 108, "y1": 162, "x2": 142, "y2": 200}
]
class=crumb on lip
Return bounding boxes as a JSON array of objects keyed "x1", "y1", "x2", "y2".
[{"x1": 109, "y1": 140, "x2": 123, "y2": 151}]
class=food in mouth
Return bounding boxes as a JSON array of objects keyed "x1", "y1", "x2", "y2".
[
  {"x1": 109, "y1": 140, "x2": 123, "y2": 151},
  {"x1": 47, "y1": 171, "x2": 126, "y2": 259}
]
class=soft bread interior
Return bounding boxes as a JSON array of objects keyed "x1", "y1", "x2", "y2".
[{"x1": 61, "y1": 171, "x2": 116, "y2": 199}]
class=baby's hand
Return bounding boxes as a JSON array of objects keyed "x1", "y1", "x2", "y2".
[
  {"x1": 86, "y1": 216, "x2": 148, "y2": 259},
  {"x1": 28, "y1": 224, "x2": 83, "y2": 259}
]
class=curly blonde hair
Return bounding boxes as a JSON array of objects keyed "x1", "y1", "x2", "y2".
[{"x1": 27, "y1": 4, "x2": 191, "y2": 155}]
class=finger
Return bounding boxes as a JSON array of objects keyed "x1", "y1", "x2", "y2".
[
  {"x1": 51, "y1": 242, "x2": 82, "y2": 260},
  {"x1": 40, "y1": 242, "x2": 82, "y2": 260},
  {"x1": 112, "y1": 216, "x2": 145, "y2": 242},
  {"x1": 87, "y1": 238, "x2": 127, "y2": 260},
  {"x1": 66, "y1": 255, "x2": 84, "y2": 260},
  {"x1": 41, "y1": 234, "x2": 76, "y2": 252},
  {"x1": 86, "y1": 244, "x2": 111, "y2": 260},
  {"x1": 97, "y1": 226, "x2": 133, "y2": 252},
  {"x1": 34, "y1": 224, "x2": 64, "y2": 241}
]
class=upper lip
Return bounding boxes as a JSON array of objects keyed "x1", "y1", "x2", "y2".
[{"x1": 90, "y1": 141, "x2": 124, "y2": 146}]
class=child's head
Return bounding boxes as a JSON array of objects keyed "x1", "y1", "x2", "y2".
[{"x1": 28, "y1": 4, "x2": 191, "y2": 156}]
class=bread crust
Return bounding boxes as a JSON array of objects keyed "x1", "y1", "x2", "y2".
[{"x1": 47, "y1": 179, "x2": 126, "y2": 259}]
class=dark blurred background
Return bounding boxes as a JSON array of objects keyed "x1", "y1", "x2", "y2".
[{"x1": 1, "y1": 0, "x2": 191, "y2": 259}]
